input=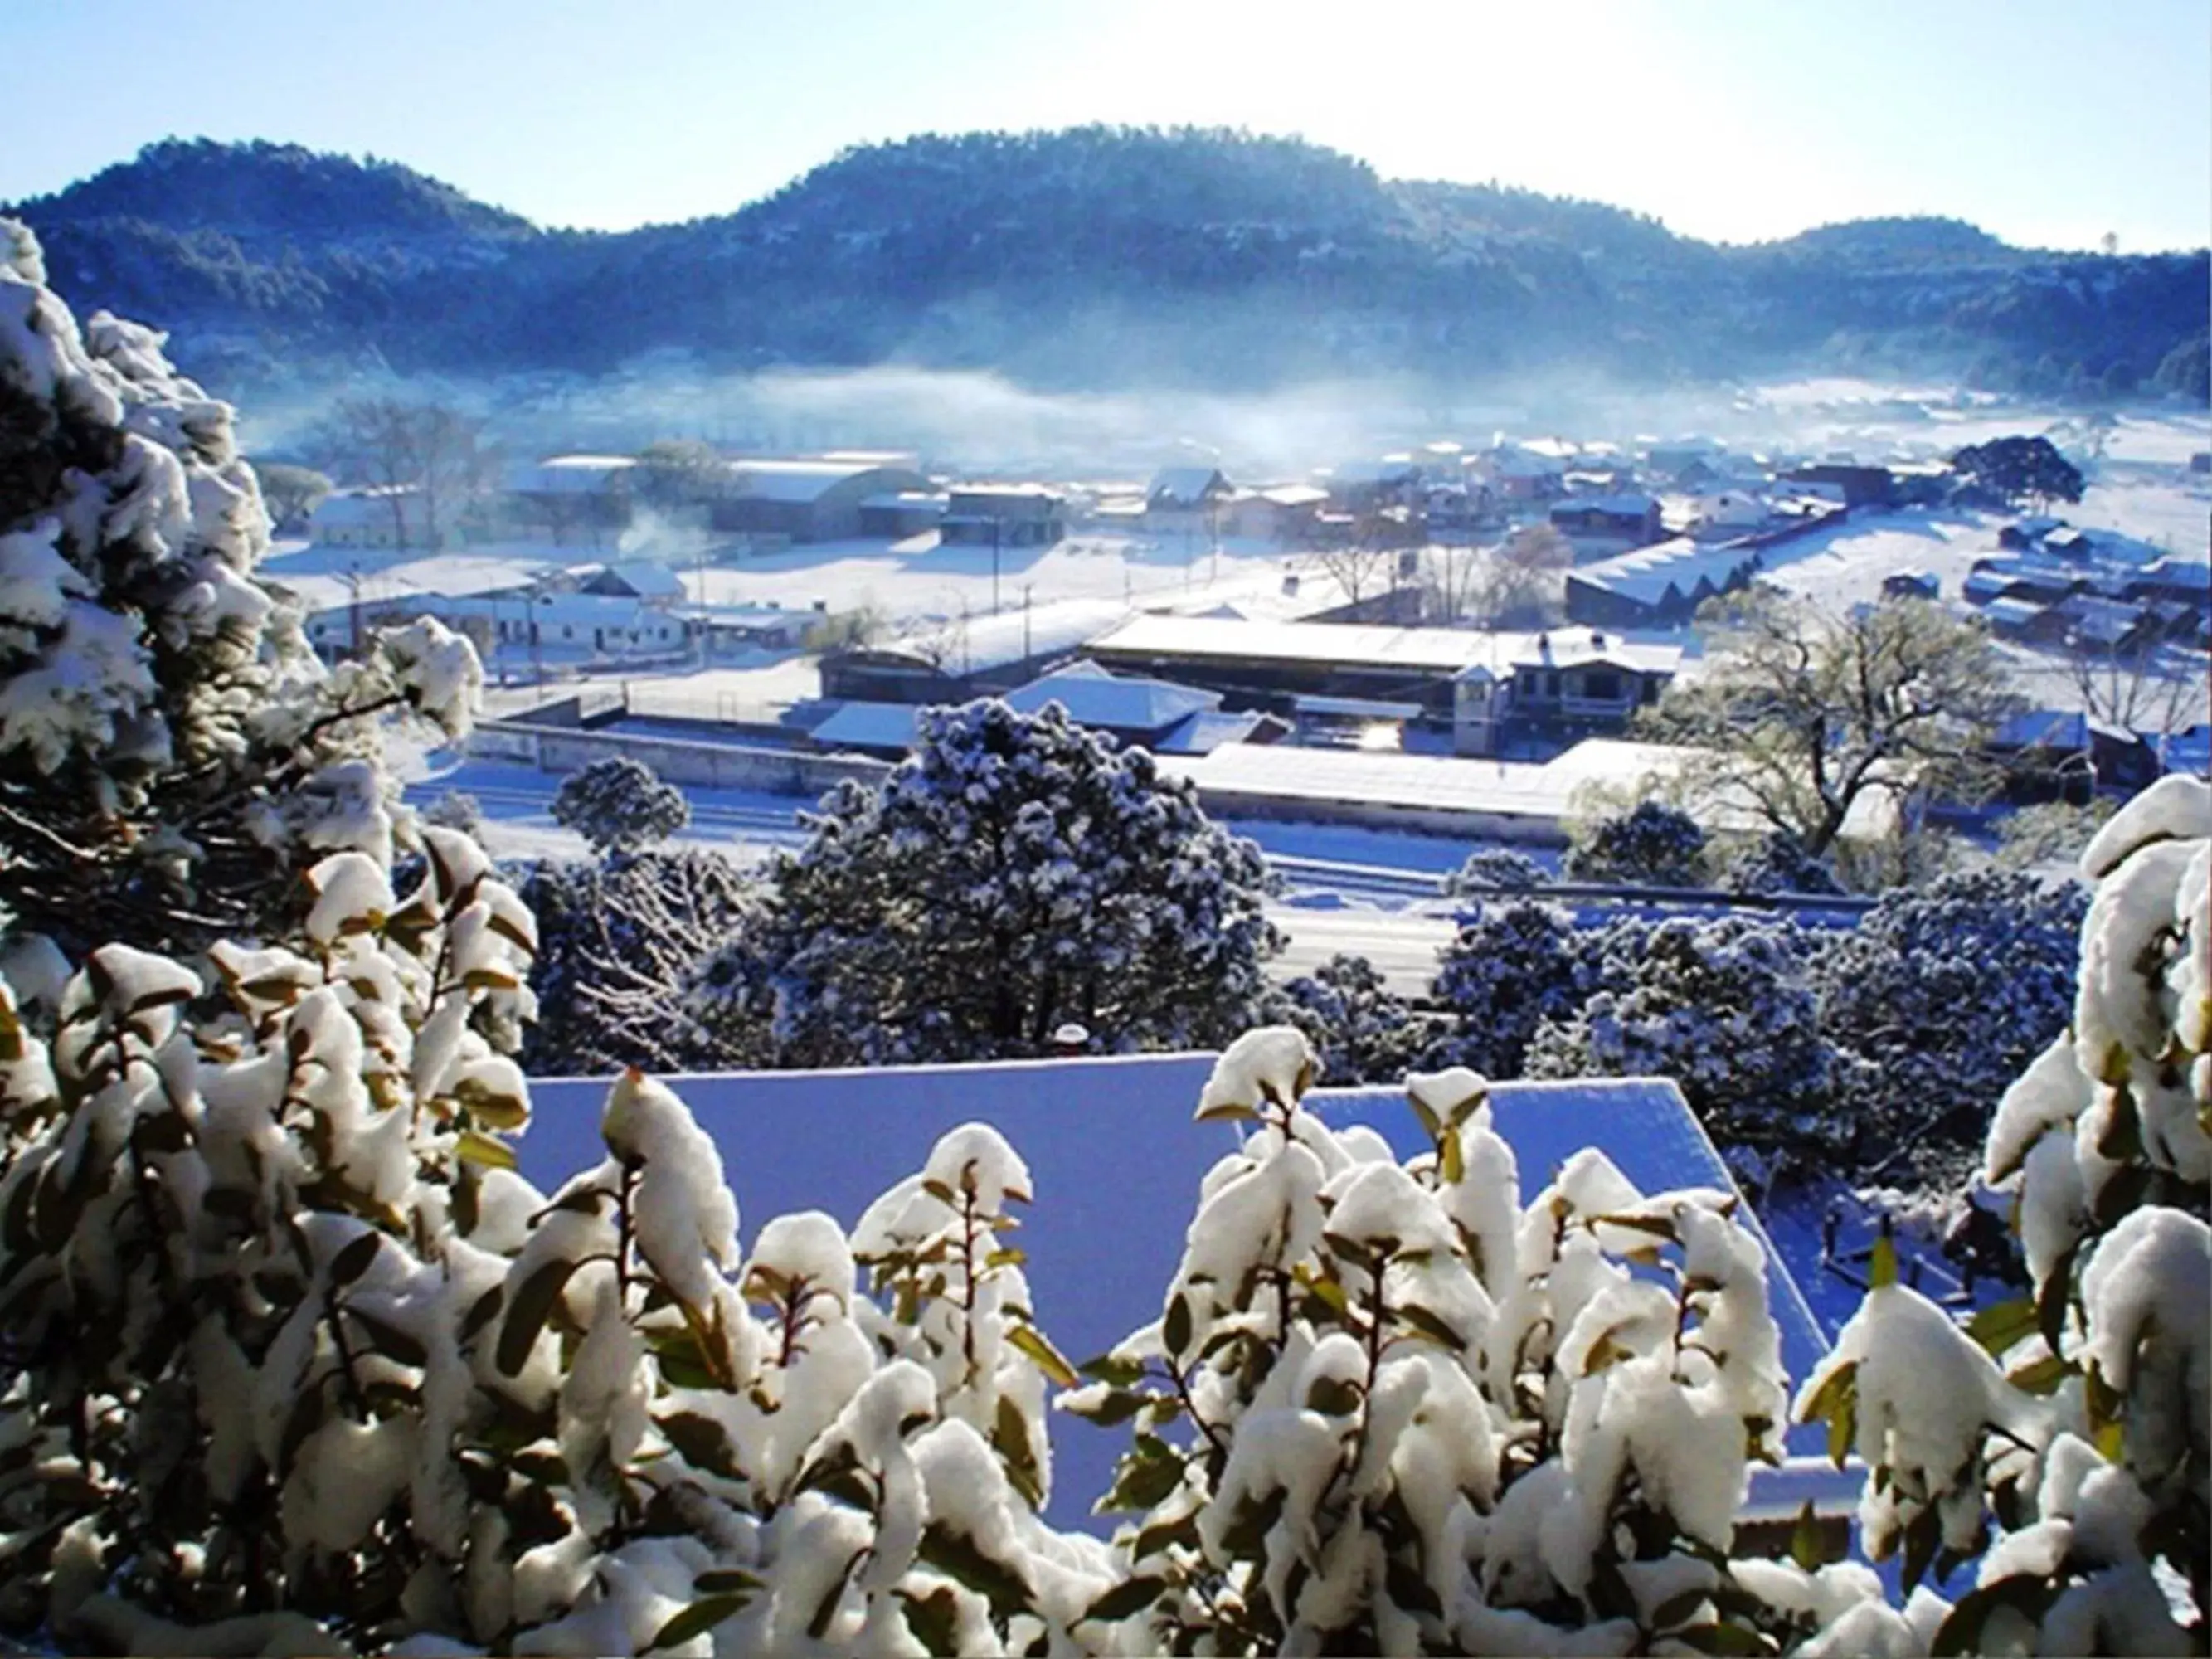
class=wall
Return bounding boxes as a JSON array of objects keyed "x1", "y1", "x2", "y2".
[{"x1": 469, "y1": 718, "x2": 891, "y2": 796}]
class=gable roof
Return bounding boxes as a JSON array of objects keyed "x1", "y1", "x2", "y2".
[
  {"x1": 1566, "y1": 537, "x2": 1762, "y2": 608},
  {"x1": 1004, "y1": 660, "x2": 1221, "y2": 735},
  {"x1": 1147, "y1": 465, "x2": 1231, "y2": 506}
]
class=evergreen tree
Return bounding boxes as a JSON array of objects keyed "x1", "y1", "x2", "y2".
[
  {"x1": 1259, "y1": 952, "x2": 1442, "y2": 1085},
  {"x1": 0, "y1": 217, "x2": 479, "y2": 958},
  {"x1": 702, "y1": 700, "x2": 1276, "y2": 1064},
  {"x1": 1564, "y1": 800, "x2": 1709, "y2": 887},
  {"x1": 549, "y1": 755, "x2": 689, "y2": 857},
  {"x1": 1426, "y1": 898, "x2": 1588, "y2": 1077},
  {"x1": 1813, "y1": 869, "x2": 2088, "y2": 1180},
  {"x1": 518, "y1": 846, "x2": 757, "y2": 1075},
  {"x1": 1525, "y1": 916, "x2": 1838, "y2": 1166}
]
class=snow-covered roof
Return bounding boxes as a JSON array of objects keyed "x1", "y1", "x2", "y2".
[
  {"x1": 1984, "y1": 597, "x2": 2052, "y2": 630},
  {"x1": 515, "y1": 1055, "x2": 1830, "y2": 1532},
  {"x1": 1164, "y1": 735, "x2": 1892, "y2": 842},
  {"x1": 1568, "y1": 538, "x2": 1762, "y2": 607},
  {"x1": 592, "y1": 561, "x2": 686, "y2": 599},
  {"x1": 1003, "y1": 660, "x2": 1221, "y2": 734},
  {"x1": 888, "y1": 598, "x2": 1130, "y2": 676},
  {"x1": 729, "y1": 459, "x2": 896, "y2": 503},
  {"x1": 1501, "y1": 630, "x2": 1685, "y2": 676},
  {"x1": 1326, "y1": 459, "x2": 1421, "y2": 487},
  {"x1": 809, "y1": 702, "x2": 924, "y2": 752},
  {"x1": 1252, "y1": 484, "x2": 1329, "y2": 508},
  {"x1": 1147, "y1": 465, "x2": 1229, "y2": 505},
  {"x1": 508, "y1": 455, "x2": 638, "y2": 494},
  {"x1": 266, "y1": 552, "x2": 556, "y2": 618},
  {"x1": 1553, "y1": 492, "x2": 1659, "y2": 517},
  {"x1": 1092, "y1": 615, "x2": 1500, "y2": 674},
  {"x1": 1151, "y1": 708, "x2": 1269, "y2": 755}
]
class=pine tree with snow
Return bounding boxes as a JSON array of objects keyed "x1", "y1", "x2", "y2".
[
  {"x1": 1565, "y1": 799, "x2": 1710, "y2": 888},
  {"x1": 705, "y1": 699, "x2": 1278, "y2": 1065},
  {"x1": 1525, "y1": 915, "x2": 1840, "y2": 1168},
  {"x1": 0, "y1": 219, "x2": 478, "y2": 958},
  {"x1": 1813, "y1": 868, "x2": 2088, "y2": 1183},
  {"x1": 1721, "y1": 830, "x2": 1845, "y2": 898},
  {"x1": 1425, "y1": 898, "x2": 1589, "y2": 1077},
  {"x1": 549, "y1": 755, "x2": 690, "y2": 858},
  {"x1": 1443, "y1": 845, "x2": 1544, "y2": 896}
]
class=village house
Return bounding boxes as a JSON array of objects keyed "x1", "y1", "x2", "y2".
[
  {"x1": 1563, "y1": 536, "x2": 1764, "y2": 630},
  {"x1": 502, "y1": 455, "x2": 639, "y2": 544},
  {"x1": 1548, "y1": 491, "x2": 1664, "y2": 556},
  {"x1": 308, "y1": 486, "x2": 425, "y2": 550},
  {"x1": 1450, "y1": 629, "x2": 1682, "y2": 757},
  {"x1": 940, "y1": 484, "x2": 1070, "y2": 548},
  {"x1": 711, "y1": 458, "x2": 933, "y2": 543}
]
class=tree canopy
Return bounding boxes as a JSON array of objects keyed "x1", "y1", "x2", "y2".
[
  {"x1": 698, "y1": 700, "x2": 1277, "y2": 1064},
  {"x1": 1948, "y1": 435, "x2": 2086, "y2": 509},
  {"x1": 1640, "y1": 591, "x2": 2024, "y2": 862}
]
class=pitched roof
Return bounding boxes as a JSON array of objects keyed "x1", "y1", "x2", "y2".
[
  {"x1": 1566, "y1": 537, "x2": 1762, "y2": 608},
  {"x1": 1004, "y1": 660, "x2": 1222, "y2": 735},
  {"x1": 809, "y1": 701, "x2": 924, "y2": 752}
]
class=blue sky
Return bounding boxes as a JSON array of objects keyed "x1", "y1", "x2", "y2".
[{"x1": 5, "y1": 0, "x2": 2207, "y2": 250}]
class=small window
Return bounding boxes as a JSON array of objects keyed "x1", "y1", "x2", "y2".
[{"x1": 1585, "y1": 670, "x2": 1622, "y2": 703}]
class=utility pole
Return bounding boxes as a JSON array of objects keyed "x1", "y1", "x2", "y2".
[
  {"x1": 346, "y1": 563, "x2": 363, "y2": 659},
  {"x1": 991, "y1": 514, "x2": 1002, "y2": 615},
  {"x1": 1023, "y1": 584, "x2": 1033, "y2": 664}
]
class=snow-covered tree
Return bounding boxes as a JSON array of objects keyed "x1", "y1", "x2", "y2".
[
  {"x1": 1443, "y1": 846, "x2": 1544, "y2": 897},
  {"x1": 549, "y1": 756, "x2": 690, "y2": 858},
  {"x1": 1258, "y1": 953, "x2": 1443, "y2": 1085},
  {"x1": 1425, "y1": 899, "x2": 1588, "y2": 1078},
  {"x1": 702, "y1": 700, "x2": 1278, "y2": 1065},
  {"x1": 1721, "y1": 831, "x2": 1845, "y2": 898},
  {"x1": 1063, "y1": 1032, "x2": 1884, "y2": 1653},
  {"x1": 1564, "y1": 800, "x2": 1710, "y2": 888},
  {"x1": 1641, "y1": 591, "x2": 2021, "y2": 862},
  {"x1": 1525, "y1": 917, "x2": 1840, "y2": 1169},
  {"x1": 1814, "y1": 869, "x2": 2088, "y2": 1183},
  {"x1": 518, "y1": 847, "x2": 758, "y2": 1075},
  {"x1": 1796, "y1": 775, "x2": 2209, "y2": 1652},
  {"x1": 0, "y1": 218, "x2": 479, "y2": 958}
]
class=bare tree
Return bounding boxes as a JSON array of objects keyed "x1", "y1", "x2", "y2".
[
  {"x1": 1640, "y1": 591, "x2": 2025, "y2": 859},
  {"x1": 314, "y1": 398, "x2": 494, "y2": 548},
  {"x1": 2064, "y1": 635, "x2": 2202, "y2": 743}
]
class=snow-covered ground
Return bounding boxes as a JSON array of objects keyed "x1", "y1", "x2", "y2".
[{"x1": 1755, "y1": 508, "x2": 1998, "y2": 607}]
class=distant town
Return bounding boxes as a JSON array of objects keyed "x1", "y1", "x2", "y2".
[{"x1": 268, "y1": 403, "x2": 2211, "y2": 854}]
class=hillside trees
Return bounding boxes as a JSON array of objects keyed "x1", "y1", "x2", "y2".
[
  {"x1": 693, "y1": 700, "x2": 1277, "y2": 1065},
  {"x1": 1641, "y1": 591, "x2": 2023, "y2": 863}
]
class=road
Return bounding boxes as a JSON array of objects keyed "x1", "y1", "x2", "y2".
[{"x1": 1263, "y1": 903, "x2": 1457, "y2": 996}]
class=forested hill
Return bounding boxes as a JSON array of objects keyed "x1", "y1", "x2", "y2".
[{"x1": 11, "y1": 129, "x2": 2207, "y2": 399}]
